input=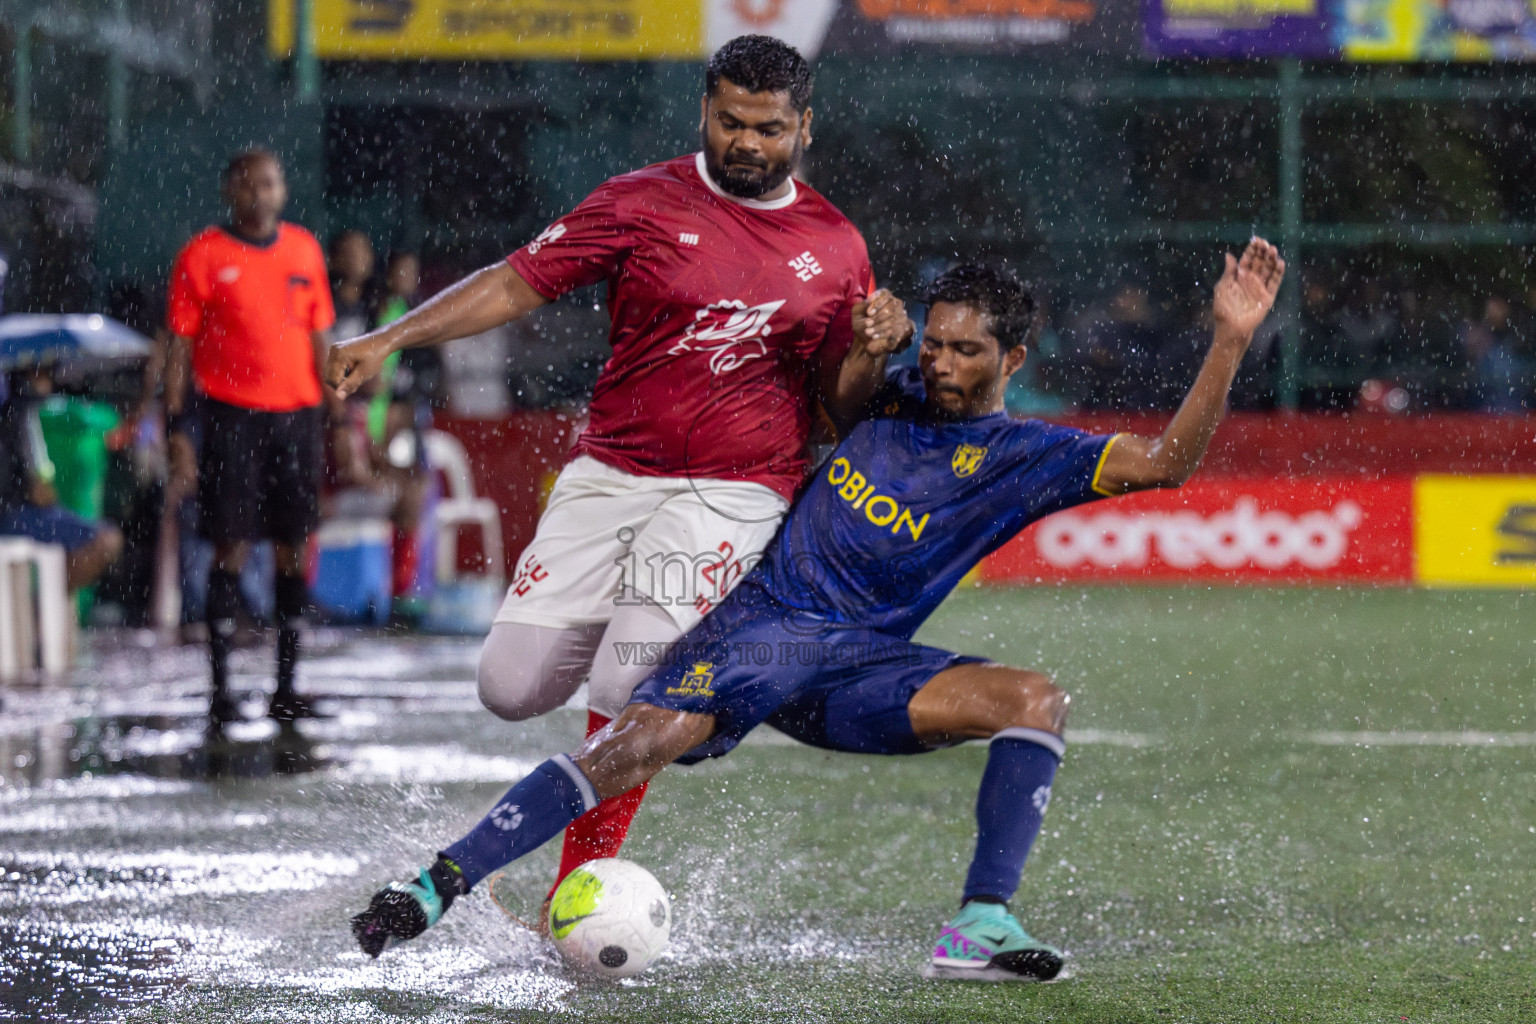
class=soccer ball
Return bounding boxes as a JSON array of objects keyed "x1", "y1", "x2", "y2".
[{"x1": 547, "y1": 858, "x2": 671, "y2": 978}]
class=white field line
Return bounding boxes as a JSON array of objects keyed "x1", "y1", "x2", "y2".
[
  {"x1": 742, "y1": 728, "x2": 1161, "y2": 749},
  {"x1": 1064, "y1": 728, "x2": 1159, "y2": 748},
  {"x1": 1297, "y1": 730, "x2": 1536, "y2": 747}
]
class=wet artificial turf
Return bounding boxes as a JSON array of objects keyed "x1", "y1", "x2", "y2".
[{"x1": 2, "y1": 587, "x2": 1532, "y2": 1022}]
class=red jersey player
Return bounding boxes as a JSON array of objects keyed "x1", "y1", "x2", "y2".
[{"x1": 327, "y1": 36, "x2": 911, "y2": 906}]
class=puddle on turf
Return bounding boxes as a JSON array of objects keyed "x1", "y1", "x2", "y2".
[
  {"x1": 0, "y1": 917, "x2": 274, "y2": 1023},
  {"x1": 0, "y1": 635, "x2": 899, "y2": 1020}
]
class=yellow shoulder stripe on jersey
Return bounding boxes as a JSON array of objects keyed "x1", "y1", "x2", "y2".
[{"x1": 1090, "y1": 434, "x2": 1126, "y2": 497}]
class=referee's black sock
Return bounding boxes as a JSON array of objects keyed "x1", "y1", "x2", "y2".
[
  {"x1": 207, "y1": 569, "x2": 241, "y2": 696},
  {"x1": 274, "y1": 573, "x2": 309, "y2": 698}
]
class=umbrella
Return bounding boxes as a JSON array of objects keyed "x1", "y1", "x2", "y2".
[{"x1": 0, "y1": 314, "x2": 152, "y2": 372}]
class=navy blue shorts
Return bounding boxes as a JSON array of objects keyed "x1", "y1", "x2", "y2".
[
  {"x1": 0, "y1": 503, "x2": 102, "y2": 552},
  {"x1": 629, "y1": 583, "x2": 984, "y2": 764}
]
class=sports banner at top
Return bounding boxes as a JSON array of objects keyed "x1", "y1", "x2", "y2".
[
  {"x1": 269, "y1": 0, "x2": 702, "y2": 59},
  {"x1": 271, "y1": 0, "x2": 1141, "y2": 60},
  {"x1": 813, "y1": 0, "x2": 1141, "y2": 55},
  {"x1": 1143, "y1": 0, "x2": 1536, "y2": 59}
]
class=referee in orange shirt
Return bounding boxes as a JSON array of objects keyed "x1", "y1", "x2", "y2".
[{"x1": 164, "y1": 150, "x2": 336, "y2": 723}]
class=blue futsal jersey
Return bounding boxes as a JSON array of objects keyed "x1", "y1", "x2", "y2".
[{"x1": 754, "y1": 367, "x2": 1120, "y2": 639}]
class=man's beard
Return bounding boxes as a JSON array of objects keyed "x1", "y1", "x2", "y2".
[
  {"x1": 921, "y1": 375, "x2": 971, "y2": 421},
  {"x1": 702, "y1": 133, "x2": 802, "y2": 199}
]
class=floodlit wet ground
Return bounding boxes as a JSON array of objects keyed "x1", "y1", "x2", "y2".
[{"x1": 2, "y1": 588, "x2": 1534, "y2": 1023}]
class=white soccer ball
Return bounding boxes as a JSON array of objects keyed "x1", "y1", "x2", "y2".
[{"x1": 547, "y1": 858, "x2": 671, "y2": 978}]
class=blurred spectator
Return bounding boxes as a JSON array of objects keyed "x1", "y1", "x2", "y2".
[
  {"x1": 1069, "y1": 283, "x2": 1162, "y2": 409},
  {"x1": 323, "y1": 248, "x2": 438, "y2": 621},
  {"x1": 1151, "y1": 299, "x2": 1209, "y2": 410},
  {"x1": 1, "y1": 367, "x2": 123, "y2": 590},
  {"x1": 1297, "y1": 277, "x2": 1353, "y2": 409},
  {"x1": 504, "y1": 301, "x2": 605, "y2": 410},
  {"x1": 376, "y1": 251, "x2": 419, "y2": 328},
  {"x1": 1337, "y1": 279, "x2": 1398, "y2": 369},
  {"x1": 1298, "y1": 278, "x2": 1340, "y2": 364},
  {"x1": 1515, "y1": 284, "x2": 1536, "y2": 376},
  {"x1": 323, "y1": 369, "x2": 433, "y2": 623},
  {"x1": 375, "y1": 251, "x2": 445, "y2": 412},
  {"x1": 1460, "y1": 295, "x2": 1533, "y2": 412},
  {"x1": 1378, "y1": 289, "x2": 1468, "y2": 410},
  {"x1": 330, "y1": 230, "x2": 377, "y2": 343}
]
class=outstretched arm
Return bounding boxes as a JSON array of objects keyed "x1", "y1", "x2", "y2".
[
  {"x1": 820, "y1": 289, "x2": 914, "y2": 435},
  {"x1": 1096, "y1": 238, "x2": 1285, "y2": 494},
  {"x1": 326, "y1": 262, "x2": 548, "y2": 399}
]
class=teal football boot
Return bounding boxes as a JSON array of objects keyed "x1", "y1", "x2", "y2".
[
  {"x1": 351, "y1": 861, "x2": 461, "y2": 958},
  {"x1": 924, "y1": 901, "x2": 1065, "y2": 982}
]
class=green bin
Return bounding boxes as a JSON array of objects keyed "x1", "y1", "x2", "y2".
[
  {"x1": 36, "y1": 396, "x2": 119, "y2": 519},
  {"x1": 36, "y1": 396, "x2": 121, "y2": 621}
]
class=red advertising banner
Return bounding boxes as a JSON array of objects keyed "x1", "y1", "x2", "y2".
[{"x1": 980, "y1": 476, "x2": 1415, "y2": 585}]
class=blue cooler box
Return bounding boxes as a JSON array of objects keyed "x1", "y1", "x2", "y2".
[
  {"x1": 421, "y1": 577, "x2": 503, "y2": 635},
  {"x1": 313, "y1": 519, "x2": 393, "y2": 626}
]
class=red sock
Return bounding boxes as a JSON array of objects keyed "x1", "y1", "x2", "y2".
[
  {"x1": 549, "y1": 710, "x2": 649, "y2": 898},
  {"x1": 392, "y1": 529, "x2": 419, "y2": 597}
]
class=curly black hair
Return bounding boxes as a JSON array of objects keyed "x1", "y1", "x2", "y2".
[
  {"x1": 220, "y1": 148, "x2": 281, "y2": 185},
  {"x1": 706, "y1": 35, "x2": 813, "y2": 112},
  {"x1": 923, "y1": 264, "x2": 1037, "y2": 352}
]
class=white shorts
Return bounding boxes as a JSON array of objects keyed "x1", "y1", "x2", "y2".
[{"x1": 494, "y1": 456, "x2": 790, "y2": 632}]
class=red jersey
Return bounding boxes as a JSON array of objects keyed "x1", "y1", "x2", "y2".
[
  {"x1": 507, "y1": 153, "x2": 872, "y2": 500},
  {"x1": 166, "y1": 223, "x2": 334, "y2": 412}
]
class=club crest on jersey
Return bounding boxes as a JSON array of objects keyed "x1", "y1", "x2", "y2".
[
  {"x1": 669, "y1": 299, "x2": 787, "y2": 374},
  {"x1": 666, "y1": 662, "x2": 716, "y2": 698},
  {"x1": 951, "y1": 443, "x2": 988, "y2": 478}
]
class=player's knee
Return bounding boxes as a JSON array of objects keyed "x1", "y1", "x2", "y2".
[
  {"x1": 476, "y1": 658, "x2": 560, "y2": 722},
  {"x1": 997, "y1": 670, "x2": 1070, "y2": 735}
]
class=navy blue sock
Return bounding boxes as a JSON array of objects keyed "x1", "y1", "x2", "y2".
[
  {"x1": 962, "y1": 728, "x2": 1064, "y2": 905},
  {"x1": 442, "y1": 754, "x2": 598, "y2": 890}
]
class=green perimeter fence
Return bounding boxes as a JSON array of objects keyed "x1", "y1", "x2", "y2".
[{"x1": 4, "y1": 4, "x2": 1536, "y2": 408}]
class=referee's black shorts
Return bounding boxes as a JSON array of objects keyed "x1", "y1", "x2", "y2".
[{"x1": 197, "y1": 398, "x2": 322, "y2": 547}]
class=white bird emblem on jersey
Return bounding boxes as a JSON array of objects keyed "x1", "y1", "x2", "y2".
[{"x1": 669, "y1": 299, "x2": 787, "y2": 374}]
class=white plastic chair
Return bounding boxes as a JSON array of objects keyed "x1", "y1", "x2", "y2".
[
  {"x1": 0, "y1": 537, "x2": 70, "y2": 680},
  {"x1": 422, "y1": 429, "x2": 505, "y2": 586}
]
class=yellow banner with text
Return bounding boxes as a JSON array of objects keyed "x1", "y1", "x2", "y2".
[
  {"x1": 270, "y1": 0, "x2": 703, "y2": 59},
  {"x1": 1414, "y1": 475, "x2": 1536, "y2": 588}
]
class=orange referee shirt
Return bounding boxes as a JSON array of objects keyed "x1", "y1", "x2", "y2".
[{"x1": 166, "y1": 223, "x2": 335, "y2": 412}]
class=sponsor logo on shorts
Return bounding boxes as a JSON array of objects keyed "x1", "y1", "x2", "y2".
[
  {"x1": 951, "y1": 443, "x2": 987, "y2": 478},
  {"x1": 615, "y1": 537, "x2": 756, "y2": 610},
  {"x1": 826, "y1": 457, "x2": 930, "y2": 541},
  {"x1": 668, "y1": 298, "x2": 787, "y2": 374},
  {"x1": 509, "y1": 552, "x2": 549, "y2": 598},
  {"x1": 666, "y1": 662, "x2": 717, "y2": 698}
]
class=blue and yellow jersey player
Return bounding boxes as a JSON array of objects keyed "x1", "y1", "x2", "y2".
[{"x1": 352, "y1": 238, "x2": 1286, "y2": 981}]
